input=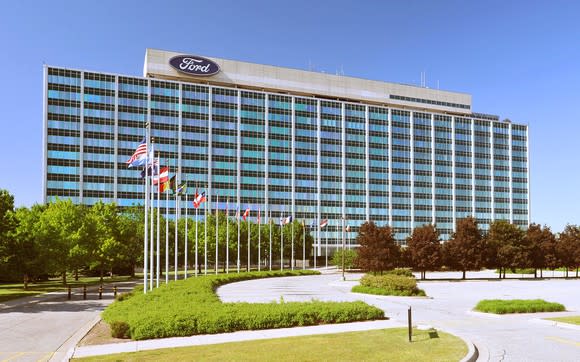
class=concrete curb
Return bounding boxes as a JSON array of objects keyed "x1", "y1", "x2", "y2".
[
  {"x1": 529, "y1": 318, "x2": 580, "y2": 331},
  {"x1": 73, "y1": 320, "x2": 405, "y2": 359},
  {"x1": 52, "y1": 315, "x2": 102, "y2": 362},
  {"x1": 446, "y1": 331, "x2": 479, "y2": 362}
]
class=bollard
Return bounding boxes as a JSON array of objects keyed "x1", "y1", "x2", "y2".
[
  {"x1": 83, "y1": 285, "x2": 87, "y2": 300},
  {"x1": 408, "y1": 306, "x2": 412, "y2": 342},
  {"x1": 113, "y1": 286, "x2": 118, "y2": 298},
  {"x1": 98, "y1": 285, "x2": 103, "y2": 300},
  {"x1": 67, "y1": 285, "x2": 71, "y2": 300}
]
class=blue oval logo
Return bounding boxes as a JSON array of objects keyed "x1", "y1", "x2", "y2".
[{"x1": 169, "y1": 55, "x2": 220, "y2": 76}]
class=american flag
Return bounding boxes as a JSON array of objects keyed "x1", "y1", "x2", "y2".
[{"x1": 126, "y1": 138, "x2": 147, "y2": 167}]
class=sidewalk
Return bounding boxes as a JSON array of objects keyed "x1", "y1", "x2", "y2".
[{"x1": 72, "y1": 320, "x2": 405, "y2": 359}]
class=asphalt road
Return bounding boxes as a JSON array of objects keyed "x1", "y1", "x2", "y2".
[
  {"x1": 218, "y1": 270, "x2": 580, "y2": 362},
  {"x1": 0, "y1": 282, "x2": 135, "y2": 362}
]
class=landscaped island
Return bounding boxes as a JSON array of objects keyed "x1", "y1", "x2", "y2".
[
  {"x1": 474, "y1": 299, "x2": 565, "y2": 314},
  {"x1": 103, "y1": 270, "x2": 384, "y2": 340}
]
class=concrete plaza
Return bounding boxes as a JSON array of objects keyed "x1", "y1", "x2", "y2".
[{"x1": 219, "y1": 270, "x2": 580, "y2": 361}]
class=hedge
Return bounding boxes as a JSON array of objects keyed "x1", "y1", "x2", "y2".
[
  {"x1": 474, "y1": 299, "x2": 565, "y2": 314},
  {"x1": 103, "y1": 270, "x2": 385, "y2": 340},
  {"x1": 352, "y1": 274, "x2": 426, "y2": 296}
]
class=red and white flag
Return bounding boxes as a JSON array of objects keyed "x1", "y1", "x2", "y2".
[
  {"x1": 320, "y1": 219, "x2": 328, "y2": 228},
  {"x1": 152, "y1": 166, "x2": 169, "y2": 185},
  {"x1": 242, "y1": 208, "x2": 250, "y2": 221},
  {"x1": 193, "y1": 191, "x2": 206, "y2": 209}
]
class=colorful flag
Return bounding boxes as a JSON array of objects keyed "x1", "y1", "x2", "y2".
[
  {"x1": 320, "y1": 219, "x2": 328, "y2": 228},
  {"x1": 159, "y1": 177, "x2": 171, "y2": 192},
  {"x1": 140, "y1": 157, "x2": 159, "y2": 179},
  {"x1": 176, "y1": 183, "x2": 187, "y2": 195},
  {"x1": 126, "y1": 138, "x2": 147, "y2": 167},
  {"x1": 193, "y1": 191, "x2": 206, "y2": 208},
  {"x1": 242, "y1": 208, "x2": 250, "y2": 221},
  {"x1": 257, "y1": 208, "x2": 261, "y2": 225},
  {"x1": 235, "y1": 207, "x2": 240, "y2": 220},
  {"x1": 345, "y1": 225, "x2": 351, "y2": 232},
  {"x1": 153, "y1": 166, "x2": 169, "y2": 185},
  {"x1": 280, "y1": 215, "x2": 293, "y2": 225}
]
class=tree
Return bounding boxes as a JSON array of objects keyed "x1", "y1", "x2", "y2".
[
  {"x1": 2, "y1": 205, "x2": 48, "y2": 287},
  {"x1": 527, "y1": 224, "x2": 556, "y2": 278},
  {"x1": 407, "y1": 224, "x2": 441, "y2": 280},
  {"x1": 443, "y1": 217, "x2": 484, "y2": 279},
  {"x1": 486, "y1": 220, "x2": 526, "y2": 278},
  {"x1": 557, "y1": 225, "x2": 580, "y2": 278},
  {"x1": 356, "y1": 221, "x2": 400, "y2": 274}
]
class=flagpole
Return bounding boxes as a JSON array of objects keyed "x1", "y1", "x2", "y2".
[
  {"x1": 247, "y1": 209, "x2": 250, "y2": 272},
  {"x1": 165, "y1": 170, "x2": 169, "y2": 284},
  {"x1": 226, "y1": 198, "x2": 229, "y2": 274},
  {"x1": 184, "y1": 190, "x2": 188, "y2": 279},
  {"x1": 215, "y1": 193, "x2": 219, "y2": 275},
  {"x1": 269, "y1": 209, "x2": 272, "y2": 271},
  {"x1": 280, "y1": 211, "x2": 283, "y2": 271},
  {"x1": 291, "y1": 218, "x2": 294, "y2": 271},
  {"x1": 174, "y1": 192, "x2": 179, "y2": 281},
  {"x1": 342, "y1": 217, "x2": 346, "y2": 281},
  {"x1": 143, "y1": 125, "x2": 149, "y2": 293},
  {"x1": 258, "y1": 208, "x2": 261, "y2": 272},
  {"x1": 237, "y1": 206, "x2": 240, "y2": 273},
  {"x1": 204, "y1": 198, "x2": 208, "y2": 275},
  {"x1": 325, "y1": 225, "x2": 328, "y2": 268},
  {"x1": 314, "y1": 221, "x2": 318, "y2": 270},
  {"x1": 302, "y1": 221, "x2": 305, "y2": 270},
  {"x1": 195, "y1": 192, "x2": 198, "y2": 277},
  {"x1": 149, "y1": 145, "x2": 154, "y2": 291},
  {"x1": 156, "y1": 160, "x2": 160, "y2": 288}
]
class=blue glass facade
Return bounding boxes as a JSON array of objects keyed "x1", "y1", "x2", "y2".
[{"x1": 44, "y1": 65, "x2": 529, "y2": 250}]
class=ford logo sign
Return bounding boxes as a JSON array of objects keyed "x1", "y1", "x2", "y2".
[{"x1": 169, "y1": 55, "x2": 220, "y2": 76}]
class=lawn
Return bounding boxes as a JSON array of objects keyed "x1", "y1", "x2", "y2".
[
  {"x1": 0, "y1": 276, "x2": 135, "y2": 303},
  {"x1": 102, "y1": 270, "x2": 384, "y2": 340},
  {"x1": 75, "y1": 328, "x2": 468, "y2": 362},
  {"x1": 474, "y1": 299, "x2": 566, "y2": 314},
  {"x1": 546, "y1": 316, "x2": 580, "y2": 325}
]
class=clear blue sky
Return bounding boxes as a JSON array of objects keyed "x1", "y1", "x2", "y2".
[{"x1": 1, "y1": 0, "x2": 578, "y2": 232}]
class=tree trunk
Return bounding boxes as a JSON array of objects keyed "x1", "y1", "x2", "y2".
[
  {"x1": 534, "y1": 269, "x2": 537, "y2": 278},
  {"x1": 75, "y1": 269, "x2": 79, "y2": 281},
  {"x1": 566, "y1": 268, "x2": 569, "y2": 278},
  {"x1": 576, "y1": 268, "x2": 578, "y2": 278},
  {"x1": 540, "y1": 269, "x2": 543, "y2": 278},
  {"x1": 131, "y1": 264, "x2": 136, "y2": 278},
  {"x1": 498, "y1": 267, "x2": 502, "y2": 279},
  {"x1": 100, "y1": 264, "x2": 104, "y2": 283},
  {"x1": 23, "y1": 274, "x2": 29, "y2": 290},
  {"x1": 462, "y1": 270, "x2": 466, "y2": 280},
  {"x1": 62, "y1": 271, "x2": 67, "y2": 285}
]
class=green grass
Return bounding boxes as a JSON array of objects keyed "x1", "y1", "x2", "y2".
[
  {"x1": 475, "y1": 299, "x2": 566, "y2": 314},
  {"x1": 0, "y1": 276, "x2": 134, "y2": 303},
  {"x1": 103, "y1": 270, "x2": 385, "y2": 340},
  {"x1": 75, "y1": 328, "x2": 467, "y2": 362},
  {"x1": 352, "y1": 274, "x2": 426, "y2": 297},
  {"x1": 545, "y1": 315, "x2": 580, "y2": 325}
]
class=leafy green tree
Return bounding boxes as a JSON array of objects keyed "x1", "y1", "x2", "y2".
[
  {"x1": 486, "y1": 220, "x2": 526, "y2": 278},
  {"x1": 0, "y1": 189, "x2": 15, "y2": 238},
  {"x1": 36, "y1": 199, "x2": 85, "y2": 284},
  {"x1": 2, "y1": 205, "x2": 47, "y2": 286},
  {"x1": 407, "y1": 224, "x2": 441, "y2": 280},
  {"x1": 443, "y1": 217, "x2": 485, "y2": 279},
  {"x1": 332, "y1": 249, "x2": 358, "y2": 269},
  {"x1": 356, "y1": 221, "x2": 400, "y2": 274}
]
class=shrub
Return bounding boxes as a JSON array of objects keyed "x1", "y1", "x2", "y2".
[
  {"x1": 384, "y1": 268, "x2": 414, "y2": 278},
  {"x1": 352, "y1": 274, "x2": 425, "y2": 296},
  {"x1": 102, "y1": 270, "x2": 384, "y2": 340},
  {"x1": 110, "y1": 320, "x2": 131, "y2": 339},
  {"x1": 331, "y1": 249, "x2": 358, "y2": 269},
  {"x1": 475, "y1": 299, "x2": 565, "y2": 314}
]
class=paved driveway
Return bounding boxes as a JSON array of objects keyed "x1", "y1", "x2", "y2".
[
  {"x1": 218, "y1": 271, "x2": 580, "y2": 362},
  {"x1": 0, "y1": 282, "x2": 135, "y2": 362}
]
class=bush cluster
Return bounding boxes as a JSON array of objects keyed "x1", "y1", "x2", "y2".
[
  {"x1": 352, "y1": 273, "x2": 426, "y2": 296},
  {"x1": 384, "y1": 268, "x2": 414, "y2": 278},
  {"x1": 475, "y1": 299, "x2": 565, "y2": 314},
  {"x1": 102, "y1": 270, "x2": 384, "y2": 340}
]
